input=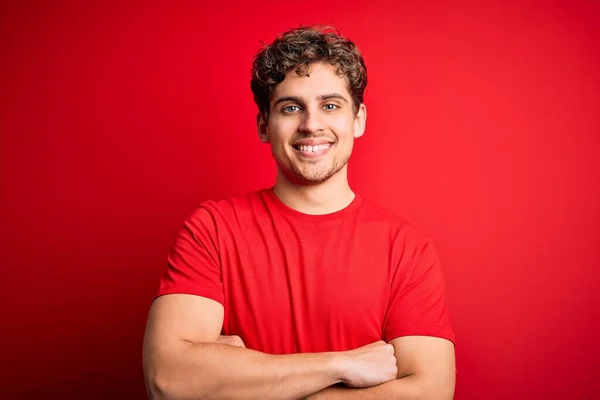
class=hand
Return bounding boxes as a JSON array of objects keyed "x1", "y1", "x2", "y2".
[
  {"x1": 216, "y1": 334, "x2": 246, "y2": 348},
  {"x1": 338, "y1": 340, "x2": 398, "y2": 388}
]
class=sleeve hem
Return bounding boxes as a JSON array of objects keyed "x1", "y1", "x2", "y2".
[
  {"x1": 154, "y1": 288, "x2": 225, "y2": 307},
  {"x1": 385, "y1": 325, "x2": 456, "y2": 345}
]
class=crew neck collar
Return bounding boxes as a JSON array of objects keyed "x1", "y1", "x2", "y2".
[{"x1": 262, "y1": 186, "x2": 362, "y2": 222}]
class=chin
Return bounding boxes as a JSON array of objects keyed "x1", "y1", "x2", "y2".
[
  {"x1": 290, "y1": 165, "x2": 340, "y2": 185},
  {"x1": 297, "y1": 175, "x2": 332, "y2": 185},
  {"x1": 276, "y1": 153, "x2": 349, "y2": 185}
]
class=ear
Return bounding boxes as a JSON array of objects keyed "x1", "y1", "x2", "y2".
[
  {"x1": 257, "y1": 112, "x2": 270, "y2": 143},
  {"x1": 353, "y1": 103, "x2": 367, "y2": 139}
]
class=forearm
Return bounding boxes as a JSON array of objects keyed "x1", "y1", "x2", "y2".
[
  {"x1": 308, "y1": 375, "x2": 451, "y2": 400},
  {"x1": 147, "y1": 342, "x2": 342, "y2": 400}
]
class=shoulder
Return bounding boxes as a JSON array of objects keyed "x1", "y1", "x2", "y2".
[
  {"x1": 357, "y1": 196, "x2": 432, "y2": 245},
  {"x1": 183, "y1": 189, "x2": 267, "y2": 228}
]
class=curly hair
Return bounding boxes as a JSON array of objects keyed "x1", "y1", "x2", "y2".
[{"x1": 250, "y1": 26, "x2": 368, "y2": 118}]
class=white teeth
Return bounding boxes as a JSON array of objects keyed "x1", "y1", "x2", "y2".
[{"x1": 297, "y1": 144, "x2": 331, "y2": 152}]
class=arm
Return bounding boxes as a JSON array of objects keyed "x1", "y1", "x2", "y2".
[
  {"x1": 309, "y1": 237, "x2": 457, "y2": 399},
  {"x1": 142, "y1": 294, "x2": 398, "y2": 400},
  {"x1": 307, "y1": 335, "x2": 455, "y2": 399}
]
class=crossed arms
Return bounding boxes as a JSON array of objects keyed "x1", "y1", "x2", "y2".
[{"x1": 143, "y1": 294, "x2": 455, "y2": 400}]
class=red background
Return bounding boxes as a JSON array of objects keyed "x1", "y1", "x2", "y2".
[{"x1": 1, "y1": 1, "x2": 599, "y2": 399}]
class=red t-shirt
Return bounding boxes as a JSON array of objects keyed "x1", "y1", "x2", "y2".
[{"x1": 156, "y1": 188, "x2": 455, "y2": 354}]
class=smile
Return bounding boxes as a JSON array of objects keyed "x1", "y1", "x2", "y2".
[
  {"x1": 292, "y1": 143, "x2": 332, "y2": 152},
  {"x1": 292, "y1": 143, "x2": 333, "y2": 158}
]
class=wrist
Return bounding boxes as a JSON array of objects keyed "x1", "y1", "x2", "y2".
[{"x1": 328, "y1": 351, "x2": 349, "y2": 385}]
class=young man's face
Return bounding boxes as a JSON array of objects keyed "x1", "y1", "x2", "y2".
[{"x1": 258, "y1": 62, "x2": 367, "y2": 185}]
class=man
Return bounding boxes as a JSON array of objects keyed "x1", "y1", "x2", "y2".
[{"x1": 143, "y1": 26, "x2": 456, "y2": 399}]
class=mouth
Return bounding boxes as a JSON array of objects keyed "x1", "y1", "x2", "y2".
[
  {"x1": 291, "y1": 142, "x2": 333, "y2": 158},
  {"x1": 291, "y1": 143, "x2": 332, "y2": 152}
]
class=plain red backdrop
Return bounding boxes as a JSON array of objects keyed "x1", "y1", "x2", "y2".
[{"x1": 1, "y1": 1, "x2": 598, "y2": 399}]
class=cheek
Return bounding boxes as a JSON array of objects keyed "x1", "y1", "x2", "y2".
[
  {"x1": 268, "y1": 128, "x2": 292, "y2": 154},
  {"x1": 331, "y1": 119, "x2": 354, "y2": 140},
  {"x1": 269, "y1": 119, "x2": 297, "y2": 138}
]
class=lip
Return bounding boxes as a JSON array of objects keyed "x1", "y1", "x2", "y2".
[{"x1": 292, "y1": 143, "x2": 333, "y2": 158}]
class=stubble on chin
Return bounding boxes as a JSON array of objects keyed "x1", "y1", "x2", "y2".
[{"x1": 284, "y1": 154, "x2": 350, "y2": 185}]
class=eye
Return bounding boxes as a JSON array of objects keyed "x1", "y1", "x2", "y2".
[
  {"x1": 323, "y1": 104, "x2": 338, "y2": 111},
  {"x1": 283, "y1": 105, "x2": 301, "y2": 113}
]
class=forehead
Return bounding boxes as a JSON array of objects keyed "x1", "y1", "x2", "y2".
[{"x1": 271, "y1": 62, "x2": 351, "y2": 100}]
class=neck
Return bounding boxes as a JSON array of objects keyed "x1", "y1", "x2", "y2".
[{"x1": 273, "y1": 165, "x2": 356, "y2": 215}]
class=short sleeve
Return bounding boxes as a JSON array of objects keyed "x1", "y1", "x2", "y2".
[
  {"x1": 384, "y1": 239, "x2": 455, "y2": 344},
  {"x1": 155, "y1": 205, "x2": 224, "y2": 305}
]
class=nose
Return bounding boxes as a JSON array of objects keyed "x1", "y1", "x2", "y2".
[{"x1": 298, "y1": 109, "x2": 325, "y2": 134}]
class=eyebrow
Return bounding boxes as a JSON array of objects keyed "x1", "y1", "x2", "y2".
[{"x1": 272, "y1": 93, "x2": 349, "y2": 107}]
